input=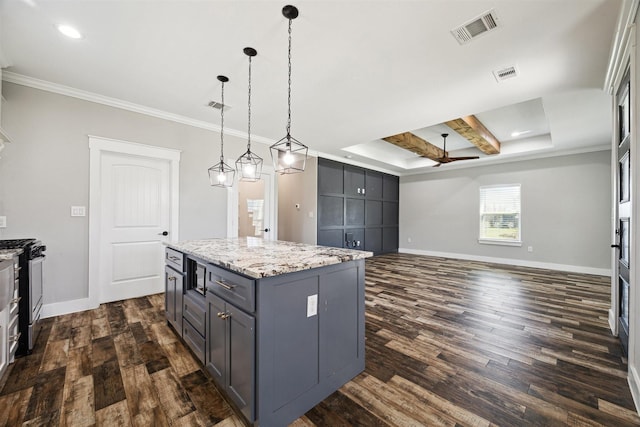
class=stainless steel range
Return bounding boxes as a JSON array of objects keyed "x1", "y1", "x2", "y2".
[{"x1": 0, "y1": 239, "x2": 45, "y2": 356}]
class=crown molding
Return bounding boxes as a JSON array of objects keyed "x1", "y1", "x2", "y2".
[{"x1": 2, "y1": 71, "x2": 276, "y2": 146}]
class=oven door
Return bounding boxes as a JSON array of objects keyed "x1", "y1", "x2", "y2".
[{"x1": 28, "y1": 255, "x2": 44, "y2": 324}]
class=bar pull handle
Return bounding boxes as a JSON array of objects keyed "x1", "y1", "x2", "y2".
[{"x1": 215, "y1": 280, "x2": 235, "y2": 291}]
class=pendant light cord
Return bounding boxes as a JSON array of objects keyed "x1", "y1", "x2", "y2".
[
  {"x1": 220, "y1": 81, "x2": 225, "y2": 161},
  {"x1": 286, "y1": 17, "x2": 292, "y2": 137},
  {"x1": 247, "y1": 55, "x2": 252, "y2": 151}
]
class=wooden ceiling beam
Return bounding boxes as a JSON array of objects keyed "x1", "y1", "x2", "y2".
[
  {"x1": 382, "y1": 132, "x2": 444, "y2": 161},
  {"x1": 445, "y1": 115, "x2": 501, "y2": 155}
]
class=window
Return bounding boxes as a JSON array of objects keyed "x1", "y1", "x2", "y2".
[{"x1": 479, "y1": 184, "x2": 521, "y2": 245}]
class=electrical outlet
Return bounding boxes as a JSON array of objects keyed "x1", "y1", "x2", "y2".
[
  {"x1": 307, "y1": 294, "x2": 318, "y2": 317},
  {"x1": 527, "y1": 246, "x2": 533, "y2": 252},
  {"x1": 71, "y1": 206, "x2": 86, "y2": 217},
  {"x1": 407, "y1": 237, "x2": 412, "y2": 243},
  {"x1": 0, "y1": 216, "x2": 6, "y2": 228}
]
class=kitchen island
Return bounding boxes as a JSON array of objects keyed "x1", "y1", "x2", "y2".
[{"x1": 164, "y1": 238, "x2": 372, "y2": 426}]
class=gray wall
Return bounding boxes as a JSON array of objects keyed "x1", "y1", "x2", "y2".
[
  {"x1": 0, "y1": 82, "x2": 271, "y2": 305},
  {"x1": 400, "y1": 150, "x2": 612, "y2": 271},
  {"x1": 277, "y1": 156, "x2": 317, "y2": 245}
]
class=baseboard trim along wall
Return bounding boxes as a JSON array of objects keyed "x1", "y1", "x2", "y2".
[
  {"x1": 398, "y1": 248, "x2": 611, "y2": 277},
  {"x1": 42, "y1": 297, "x2": 98, "y2": 319},
  {"x1": 629, "y1": 365, "x2": 640, "y2": 417}
]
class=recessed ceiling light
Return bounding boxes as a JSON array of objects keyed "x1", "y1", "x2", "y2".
[
  {"x1": 511, "y1": 130, "x2": 532, "y2": 137},
  {"x1": 57, "y1": 24, "x2": 82, "y2": 39}
]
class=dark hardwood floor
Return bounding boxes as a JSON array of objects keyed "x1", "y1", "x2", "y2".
[{"x1": 0, "y1": 253, "x2": 639, "y2": 426}]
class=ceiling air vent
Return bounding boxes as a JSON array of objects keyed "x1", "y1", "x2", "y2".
[
  {"x1": 207, "y1": 101, "x2": 229, "y2": 111},
  {"x1": 493, "y1": 66, "x2": 518, "y2": 82},
  {"x1": 451, "y1": 9, "x2": 500, "y2": 45}
]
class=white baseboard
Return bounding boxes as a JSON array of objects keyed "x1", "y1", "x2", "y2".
[
  {"x1": 609, "y1": 308, "x2": 619, "y2": 336},
  {"x1": 628, "y1": 364, "x2": 640, "y2": 415},
  {"x1": 41, "y1": 297, "x2": 98, "y2": 319},
  {"x1": 397, "y1": 248, "x2": 611, "y2": 277}
]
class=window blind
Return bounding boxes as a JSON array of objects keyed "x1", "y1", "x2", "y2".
[{"x1": 479, "y1": 184, "x2": 521, "y2": 243}]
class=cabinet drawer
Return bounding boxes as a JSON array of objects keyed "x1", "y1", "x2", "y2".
[
  {"x1": 183, "y1": 291, "x2": 206, "y2": 336},
  {"x1": 165, "y1": 248, "x2": 184, "y2": 272},
  {"x1": 182, "y1": 319, "x2": 205, "y2": 364},
  {"x1": 207, "y1": 265, "x2": 255, "y2": 313}
]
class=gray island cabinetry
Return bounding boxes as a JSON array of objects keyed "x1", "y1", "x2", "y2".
[{"x1": 164, "y1": 238, "x2": 372, "y2": 426}]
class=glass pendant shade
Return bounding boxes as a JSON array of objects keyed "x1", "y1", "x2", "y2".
[
  {"x1": 271, "y1": 4, "x2": 308, "y2": 175},
  {"x1": 237, "y1": 47, "x2": 263, "y2": 182},
  {"x1": 270, "y1": 134, "x2": 307, "y2": 174},
  {"x1": 208, "y1": 157, "x2": 236, "y2": 187},
  {"x1": 209, "y1": 75, "x2": 235, "y2": 188}
]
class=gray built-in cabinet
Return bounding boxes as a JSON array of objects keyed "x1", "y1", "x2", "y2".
[{"x1": 318, "y1": 158, "x2": 399, "y2": 254}]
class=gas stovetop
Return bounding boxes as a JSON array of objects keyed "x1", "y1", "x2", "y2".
[{"x1": 0, "y1": 239, "x2": 38, "y2": 249}]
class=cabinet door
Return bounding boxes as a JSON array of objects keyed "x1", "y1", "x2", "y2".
[
  {"x1": 365, "y1": 170, "x2": 383, "y2": 199},
  {"x1": 346, "y1": 199, "x2": 365, "y2": 226},
  {"x1": 206, "y1": 293, "x2": 226, "y2": 383},
  {"x1": 365, "y1": 228, "x2": 382, "y2": 254},
  {"x1": 344, "y1": 165, "x2": 365, "y2": 197},
  {"x1": 165, "y1": 266, "x2": 183, "y2": 333},
  {"x1": 227, "y1": 304, "x2": 255, "y2": 422},
  {"x1": 383, "y1": 174, "x2": 399, "y2": 201},
  {"x1": 365, "y1": 200, "x2": 382, "y2": 226},
  {"x1": 318, "y1": 158, "x2": 344, "y2": 194}
]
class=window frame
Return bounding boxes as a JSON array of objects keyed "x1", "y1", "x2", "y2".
[{"x1": 478, "y1": 184, "x2": 522, "y2": 247}]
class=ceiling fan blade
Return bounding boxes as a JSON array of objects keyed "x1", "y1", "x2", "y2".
[{"x1": 448, "y1": 156, "x2": 480, "y2": 161}]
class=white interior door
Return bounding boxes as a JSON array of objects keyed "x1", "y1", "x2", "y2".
[{"x1": 99, "y1": 152, "x2": 171, "y2": 302}]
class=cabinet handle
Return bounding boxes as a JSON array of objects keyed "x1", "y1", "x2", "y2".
[
  {"x1": 9, "y1": 332, "x2": 21, "y2": 343},
  {"x1": 215, "y1": 280, "x2": 235, "y2": 291},
  {"x1": 168, "y1": 276, "x2": 176, "y2": 282},
  {"x1": 168, "y1": 256, "x2": 180, "y2": 262},
  {"x1": 217, "y1": 311, "x2": 230, "y2": 319},
  {"x1": 10, "y1": 297, "x2": 20, "y2": 304}
]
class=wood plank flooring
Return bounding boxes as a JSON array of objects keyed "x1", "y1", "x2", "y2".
[{"x1": 1, "y1": 253, "x2": 639, "y2": 426}]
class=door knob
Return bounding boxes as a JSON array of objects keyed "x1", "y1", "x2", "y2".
[
  {"x1": 264, "y1": 228, "x2": 270, "y2": 232},
  {"x1": 611, "y1": 244, "x2": 620, "y2": 248},
  {"x1": 159, "y1": 231, "x2": 169, "y2": 236}
]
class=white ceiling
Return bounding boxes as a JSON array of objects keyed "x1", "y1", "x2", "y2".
[{"x1": 0, "y1": 0, "x2": 620, "y2": 175}]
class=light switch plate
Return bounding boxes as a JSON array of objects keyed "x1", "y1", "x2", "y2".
[
  {"x1": 0, "y1": 216, "x2": 6, "y2": 228},
  {"x1": 71, "y1": 206, "x2": 86, "y2": 217},
  {"x1": 307, "y1": 294, "x2": 318, "y2": 317}
]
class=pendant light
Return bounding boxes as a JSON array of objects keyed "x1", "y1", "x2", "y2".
[
  {"x1": 208, "y1": 75, "x2": 236, "y2": 187},
  {"x1": 270, "y1": 4, "x2": 308, "y2": 174},
  {"x1": 236, "y1": 47, "x2": 263, "y2": 182}
]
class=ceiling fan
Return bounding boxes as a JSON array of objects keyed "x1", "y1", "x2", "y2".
[{"x1": 432, "y1": 133, "x2": 480, "y2": 167}]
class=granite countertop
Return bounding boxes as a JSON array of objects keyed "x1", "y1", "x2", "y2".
[
  {"x1": 166, "y1": 238, "x2": 373, "y2": 279},
  {"x1": 0, "y1": 248, "x2": 22, "y2": 261}
]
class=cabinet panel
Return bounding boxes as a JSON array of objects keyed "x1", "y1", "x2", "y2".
[
  {"x1": 183, "y1": 318, "x2": 205, "y2": 364},
  {"x1": 365, "y1": 171, "x2": 383, "y2": 199},
  {"x1": 318, "y1": 229, "x2": 344, "y2": 248},
  {"x1": 227, "y1": 305, "x2": 255, "y2": 422},
  {"x1": 383, "y1": 227, "x2": 399, "y2": 253},
  {"x1": 318, "y1": 196, "x2": 344, "y2": 227},
  {"x1": 271, "y1": 277, "x2": 319, "y2": 410},
  {"x1": 183, "y1": 291, "x2": 206, "y2": 336},
  {"x1": 344, "y1": 165, "x2": 365, "y2": 197},
  {"x1": 346, "y1": 199, "x2": 365, "y2": 226},
  {"x1": 206, "y1": 293, "x2": 226, "y2": 383},
  {"x1": 383, "y1": 174, "x2": 399, "y2": 201},
  {"x1": 365, "y1": 200, "x2": 382, "y2": 226},
  {"x1": 365, "y1": 228, "x2": 382, "y2": 254},
  {"x1": 383, "y1": 201, "x2": 399, "y2": 226},
  {"x1": 165, "y1": 265, "x2": 183, "y2": 334},
  {"x1": 320, "y1": 267, "x2": 359, "y2": 377},
  {"x1": 318, "y1": 159, "x2": 344, "y2": 194}
]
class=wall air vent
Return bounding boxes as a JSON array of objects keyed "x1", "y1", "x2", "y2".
[
  {"x1": 451, "y1": 9, "x2": 500, "y2": 45},
  {"x1": 493, "y1": 66, "x2": 518, "y2": 82}
]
